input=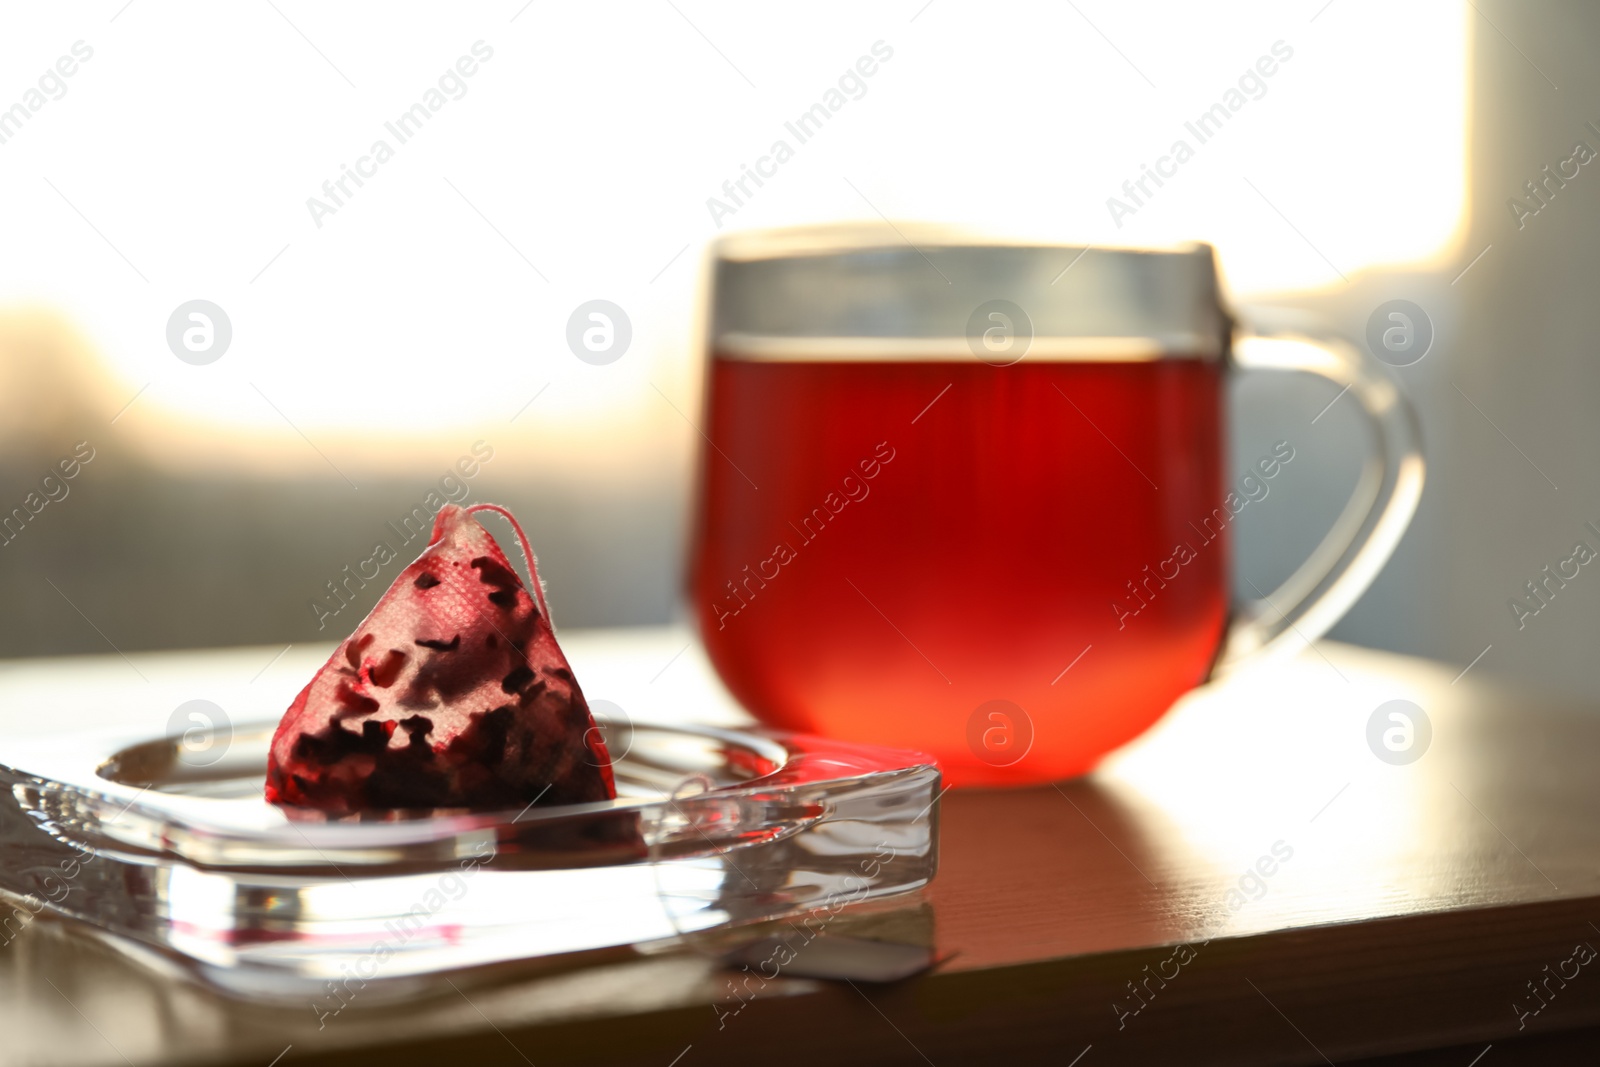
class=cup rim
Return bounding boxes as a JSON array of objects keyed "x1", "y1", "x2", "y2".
[{"x1": 711, "y1": 221, "x2": 1218, "y2": 264}]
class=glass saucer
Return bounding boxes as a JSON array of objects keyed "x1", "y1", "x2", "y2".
[{"x1": 0, "y1": 717, "x2": 939, "y2": 1003}]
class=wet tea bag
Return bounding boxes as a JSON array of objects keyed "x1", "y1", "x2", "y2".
[{"x1": 267, "y1": 504, "x2": 614, "y2": 812}]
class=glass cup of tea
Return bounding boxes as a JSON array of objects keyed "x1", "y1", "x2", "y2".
[{"x1": 689, "y1": 227, "x2": 1422, "y2": 787}]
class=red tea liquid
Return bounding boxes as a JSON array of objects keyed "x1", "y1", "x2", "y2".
[{"x1": 690, "y1": 356, "x2": 1228, "y2": 786}]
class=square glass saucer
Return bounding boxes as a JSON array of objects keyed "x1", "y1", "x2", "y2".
[{"x1": 0, "y1": 716, "x2": 939, "y2": 1003}]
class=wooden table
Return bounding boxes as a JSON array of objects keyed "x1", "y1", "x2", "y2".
[{"x1": 4, "y1": 629, "x2": 1600, "y2": 1065}]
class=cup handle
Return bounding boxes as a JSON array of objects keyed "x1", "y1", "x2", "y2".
[{"x1": 1210, "y1": 315, "x2": 1426, "y2": 676}]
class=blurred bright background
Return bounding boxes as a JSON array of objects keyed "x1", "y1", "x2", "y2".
[{"x1": 3, "y1": 0, "x2": 1597, "y2": 703}]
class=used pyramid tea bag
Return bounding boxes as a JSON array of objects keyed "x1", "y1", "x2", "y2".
[{"x1": 267, "y1": 504, "x2": 615, "y2": 813}]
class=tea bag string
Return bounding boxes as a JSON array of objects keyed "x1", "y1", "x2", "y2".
[{"x1": 465, "y1": 503, "x2": 555, "y2": 625}]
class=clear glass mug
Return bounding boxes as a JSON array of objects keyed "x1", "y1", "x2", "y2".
[{"x1": 689, "y1": 227, "x2": 1422, "y2": 787}]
